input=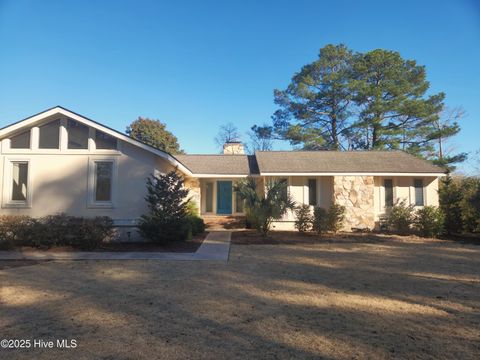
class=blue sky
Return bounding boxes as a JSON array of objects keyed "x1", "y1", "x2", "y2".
[{"x1": 0, "y1": 0, "x2": 479, "y2": 169}]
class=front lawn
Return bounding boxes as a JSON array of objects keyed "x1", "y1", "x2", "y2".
[{"x1": 1, "y1": 235, "x2": 479, "y2": 359}]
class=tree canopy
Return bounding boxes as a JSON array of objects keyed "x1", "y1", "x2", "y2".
[
  {"x1": 126, "y1": 117, "x2": 184, "y2": 154},
  {"x1": 254, "y1": 44, "x2": 465, "y2": 169},
  {"x1": 214, "y1": 122, "x2": 242, "y2": 152}
]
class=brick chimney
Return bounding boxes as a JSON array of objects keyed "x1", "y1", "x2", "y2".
[{"x1": 223, "y1": 141, "x2": 245, "y2": 154}]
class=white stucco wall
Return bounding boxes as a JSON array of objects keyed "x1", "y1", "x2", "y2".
[
  {"x1": 374, "y1": 176, "x2": 439, "y2": 220},
  {"x1": 271, "y1": 176, "x2": 334, "y2": 230},
  {"x1": 271, "y1": 175, "x2": 440, "y2": 231},
  {"x1": 0, "y1": 137, "x2": 174, "y2": 221}
]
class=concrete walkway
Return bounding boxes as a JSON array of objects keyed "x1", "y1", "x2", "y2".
[{"x1": 0, "y1": 231, "x2": 231, "y2": 262}]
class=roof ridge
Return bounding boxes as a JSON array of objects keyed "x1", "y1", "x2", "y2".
[
  {"x1": 255, "y1": 150, "x2": 404, "y2": 153},
  {"x1": 178, "y1": 154, "x2": 249, "y2": 157}
]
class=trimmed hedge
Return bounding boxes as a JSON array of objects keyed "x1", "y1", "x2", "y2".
[{"x1": 0, "y1": 214, "x2": 113, "y2": 250}]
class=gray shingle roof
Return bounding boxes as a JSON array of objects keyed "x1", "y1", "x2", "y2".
[
  {"x1": 175, "y1": 151, "x2": 444, "y2": 175},
  {"x1": 254, "y1": 151, "x2": 445, "y2": 174},
  {"x1": 174, "y1": 154, "x2": 259, "y2": 175}
]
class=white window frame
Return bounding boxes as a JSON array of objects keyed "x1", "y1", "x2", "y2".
[
  {"x1": 381, "y1": 177, "x2": 395, "y2": 210},
  {"x1": 93, "y1": 129, "x2": 119, "y2": 152},
  {"x1": 233, "y1": 181, "x2": 245, "y2": 215},
  {"x1": 413, "y1": 178, "x2": 426, "y2": 207},
  {"x1": 307, "y1": 178, "x2": 318, "y2": 206},
  {"x1": 87, "y1": 157, "x2": 118, "y2": 208},
  {"x1": 2, "y1": 117, "x2": 121, "y2": 156},
  {"x1": 2, "y1": 157, "x2": 33, "y2": 208},
  {"x1": 204, "y1": 180, "x2": 215, "y2": 214}
]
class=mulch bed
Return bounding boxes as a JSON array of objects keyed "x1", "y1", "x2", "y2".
[
  {"x1": 0, "y1": 260, "x2": 47, "y2": 270},
  {"x1": 230, "y1": 230, "x2": 436, "y2": 245},
  {"x1": 97, "y1": 233, "x2": 205, "y2": 252},
  {"x1": 4, "y1": 232, "x2": 207, "y2": 254}
]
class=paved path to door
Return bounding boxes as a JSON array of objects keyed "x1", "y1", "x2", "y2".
[{"x1": 0, "y1": 231, "x2": 231, "y2": 262}]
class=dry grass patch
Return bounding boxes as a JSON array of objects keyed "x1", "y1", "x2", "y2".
[{"x1": 1, "y1": 235, "x2": 479, "y2": 359}]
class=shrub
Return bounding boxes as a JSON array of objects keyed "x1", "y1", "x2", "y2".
[
  {"x1": 67, "y1": 216, "x2": 114, "y2": 250},
  {"x1": 385, "y1": 200, "x2": 415, "y2": 234},
  {"x1": 439, "y1": 175, "x2": 480, "y2": 234},
  {"x1": 0, "y1": 214, "x2": 113, "y2": 250},
  {"x1": 438, "y1": 175, "x2": 463, "y2": 234},
  {"x1": 460, "y1": 177, "x2": 480, "y2": 233},
  {"x1": 185, "y1": 200, "x2": 205, "y2": 235},
  {"x1": 138, "y1": 170, "x2": 192, "y2": 243},
  {"x1": 187, "y1": 215, "x2": 206, "y2": 235},
  {"x1": 415, "y1": 206, "x2": 444, "y2": 238},
  {"x1": 234, "y1": 177, "x2": 295, "y2": 236},
  {"x1": 327, "y1": 203, "x2": 346, "y2": 233},
  {"x1": 295, "y1": 205, "x2": 313, "y2": 232},
  {"x1": 312, "y1": 207, "x2": 328, "y2": 234},
  {"x1": 0, "y1": 215, "x2": 37, "y2": 249}
]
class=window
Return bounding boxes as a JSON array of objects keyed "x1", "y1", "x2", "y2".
[
  {"x1": 39, "y1": 120, "x2": 60, "y2": 149},
  {"x1": 205, "y1": 182, "x2": 214, "y2": 213},
  {"x1": 11, "y1": 162, "x2": 28, "y2": 201},
  {"x1": 95, "y1": 162, "x2": 113, "y2": 202},
  {"x1": 10, "y1": 130, "x2": 31, "y2": 149},
  {"x1": 279, "y1": 178, "x2": 288, "y2": 199},
  {"x1": 414, "y1": 179, "x2": 424, "y2": 206},
  {"x1": 95, "y1": 130, "x2": 117, "y2": 150},
  {"x1": 2, "y1": 159, "x2": 31, "y2": 208},
  {"x1": 88, "y1": 158, "x2": 116, "y2": 208},
  {"x1": 67, "y1": 119, "x2": 89, "y2": 149},
  {"x1": 308, "y1": 179, "x2": 317, "y2": 206},
  {"x1": 235, "y1": 190, "x2": 244, "y2": 213},
  {"x1": 384, "y1": 179, "x2": 393, "y2": 207}
]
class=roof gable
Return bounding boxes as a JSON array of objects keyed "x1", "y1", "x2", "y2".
[{"x1": 0, "y1": 106, "x2": 192, "y2": 176}]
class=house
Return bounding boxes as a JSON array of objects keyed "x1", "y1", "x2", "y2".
[{"x1": 0, "y1": 106, "x2": 445, "y2": 238}]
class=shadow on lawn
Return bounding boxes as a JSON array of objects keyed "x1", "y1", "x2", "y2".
[{"x1": 1, "y1": 237, "x2": 480, "y2": 359}]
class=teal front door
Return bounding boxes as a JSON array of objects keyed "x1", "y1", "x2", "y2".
[{"x1": 216, "y1": 181, "x2": 232, "y2": 215}]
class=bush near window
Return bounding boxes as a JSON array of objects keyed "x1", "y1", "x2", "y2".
[
  {"x1": 414, "y1": 206, "x2": 445, "y2": 238},
  {"x1": 138, "y1": 170, "x2": 197, "y2": 243},
  {"x1": 311, "y1": 204, "x2": 346, "y2": 234},
  {"x1": 0, "y1": 215, "x2": 37, "y2": 249},
  {"x1": 327, "y1": 204, "x2": 346, "y2": 233},
  {"x1": 312, "y1": 206, "x2": 328, "y2": 234},
  {"x1": 0, "y1": 214, "x2": 113, "y2": 250},
  {"x1": 385, "y1": 200, "x2": 416, "y2": 235},
  {"x1": 294, "y1": 204, "x2": 313, "y2": 232},
  {"x1": 234, "y1": 177, "x2": 295, "y2": 236}
]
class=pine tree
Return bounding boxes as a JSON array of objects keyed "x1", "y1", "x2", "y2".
[
  {"x1": 438, "y1": 174, "x2": 463, "y2": 234},
  {"x1": 350, "y1": 49, "x2": 445, "y2": 154},
  {"x1": 138, "y1": 170, "x2": 191, "y2": 243},
  {"x1": 257, "y1": 44, "x2": 354, "y2": 150}
]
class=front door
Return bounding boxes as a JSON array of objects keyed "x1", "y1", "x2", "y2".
[{"x1": 216, "y1": 181, "x2": 232, "y2": 215}]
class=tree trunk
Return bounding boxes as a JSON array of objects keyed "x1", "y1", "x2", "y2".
[{"x1": 331, "y1": 115, "x2": 338, "y2": 150}]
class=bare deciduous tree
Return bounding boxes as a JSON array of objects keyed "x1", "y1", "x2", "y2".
[{"x1": 214, "y1": 123, "x2": 242, "y2": 151}]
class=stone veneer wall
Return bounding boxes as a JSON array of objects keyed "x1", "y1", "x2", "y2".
[
  {"x1": 184, "y1": 178, "x2": 201, "y2": 215},
  {"x1": 333, "y1": 176, "x2": 375, "y2": 231}
]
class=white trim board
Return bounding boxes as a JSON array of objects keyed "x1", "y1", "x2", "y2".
[
  {"x1": 260, "y1": 172, "x2": 446, "y2": 177},
  {"x1": 0, "y1": 106, "x2": 193, "y2": 176},
  {"x1": 191, "y1": 174, "x2": 251, "y2": 178}
]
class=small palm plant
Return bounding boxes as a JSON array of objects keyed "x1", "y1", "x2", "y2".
[{"x1": 234, "y1": 177, "x2": 295, "y2": 236}]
